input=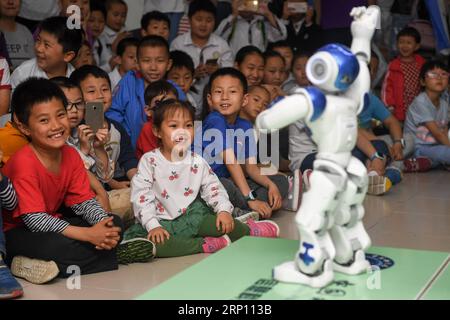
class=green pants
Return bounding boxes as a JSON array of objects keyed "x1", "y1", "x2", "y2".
[{"x1": 124, "y1": 199, "x2": 250, "y2": 257}]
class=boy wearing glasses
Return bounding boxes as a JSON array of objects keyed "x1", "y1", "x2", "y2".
[
  {"x1": 404, "y1": 60, "x2": 450, "y2": 170},
  {"x1": 382, "y1": 27, "x2": 425, "y2": 122}
]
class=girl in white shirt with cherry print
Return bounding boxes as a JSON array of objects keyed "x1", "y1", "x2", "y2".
[{"x1": 128, "y1": 99, "x2": 279, "y2": 257}]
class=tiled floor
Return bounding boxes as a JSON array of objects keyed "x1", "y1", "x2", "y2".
[{"x1": 17, "y1": 171, "x2": 450, "y2": 300}]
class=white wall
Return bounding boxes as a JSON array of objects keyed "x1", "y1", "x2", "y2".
[{"x1": 124, "y1": 0, "x2": 144, "y2": 30}]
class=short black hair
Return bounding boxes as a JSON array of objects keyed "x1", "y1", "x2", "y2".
[
  {"x1": 50, "y1": 76, "x2": 81, "y2": 91},
  {"x1": 70, "y1": 65, "x2": 111, "y2": 89},
  {"x1": 141, "y1": 11, "x2": 171, "y2": 31},
  {"x1": 397, "y1": 26, "x2": 421, "y2": 44},
  {"x1": 144, "y1": 80, "x2": 179, "y2": 105},
  {"x1": 208, "y1": 67, "x2": 248, "y2": 94},
  {"x1": 11, "y1": 77, "x2": 68, "y2": 126},
  {"x1": 90, "y1": 0, "x2": 107, "y2": 19},
  {"x1": 137, "y1": 35, "x2": 170, "y2": 59},
  {"x1": 235, "y1": 45, "x2": 263, "y2": 65},
  {"x1": 267, "y1": 40, "x2": 292, "y2": 52},
  {"x1": 105, "y1": 0, "x2": 127, "y2": 11},
  {"x1": 152, "y1": 99, "x2": 195, "y2": 131},
  {"x1": 169, "y1": 50, "x2": 195, "y2": 75},
  {"x1": 264, "y1": 50, "x2": 286, "y2": 66},
  {"x1": 188, "y1": 0, "x2": 216, "y2": 19},
  {"x1": 117, "y1": 37, "x2": 139, "y2": 57},
  {"x1": 292, "y1": 51, "x2": 311, "y2": 70},
  {"x1": 39, "y1": 16, "x2": 83, "y2": 56},
  {"x1": 419, "y1": 60, "x2": 449, "y2": 81}
]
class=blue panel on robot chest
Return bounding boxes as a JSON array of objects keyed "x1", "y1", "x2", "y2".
[{"x1": 318, "y1": 44, "x2": 359, "y2": 91}]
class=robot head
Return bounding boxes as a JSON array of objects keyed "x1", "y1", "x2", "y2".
[{"x1": 306, "y1": 44, "x2": 359, "y2": 93}]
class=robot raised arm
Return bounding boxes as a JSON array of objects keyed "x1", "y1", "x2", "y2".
[
  {"x1": 350, "y1": 6, "x2": 381, "y2": 63},
  {"x1": 255, "y1": 87, "x2": 326, "y2": 131}
]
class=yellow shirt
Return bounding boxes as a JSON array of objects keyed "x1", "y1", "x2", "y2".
[{"x1": 0, "y1": 121, "x2": 29, "y2": 164}]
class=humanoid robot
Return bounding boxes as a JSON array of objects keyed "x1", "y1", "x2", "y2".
[{"x1": 255, "y1": 6, "x2": 381, "y2": 288}]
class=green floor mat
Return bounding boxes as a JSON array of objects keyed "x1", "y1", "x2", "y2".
[{"x1": 138, "y1": 237, "x2": 450, "y2": 300}]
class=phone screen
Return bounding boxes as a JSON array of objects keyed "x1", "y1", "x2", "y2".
[{"x1": 84, "y1": 102, "x2": 104, "y2": 133}]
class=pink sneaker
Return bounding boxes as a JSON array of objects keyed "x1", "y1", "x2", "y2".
[
  {"x1": 202, "y1": 235, "x2": 231, "y2": 253},
  {"x1": 403, "y1": 157, "x2": 432, "y2": 173},
  {"x1": 247, "y1": 219, "x2": 280, "y2": 238}
]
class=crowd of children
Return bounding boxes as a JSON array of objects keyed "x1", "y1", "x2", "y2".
[{"x1": 0, "y1": 0, "x2": 449, "y2": 300}]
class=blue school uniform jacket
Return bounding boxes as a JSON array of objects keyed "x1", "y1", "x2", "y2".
[{"x1": 106, "y1": 71, "x2": 186, "y2": 149}]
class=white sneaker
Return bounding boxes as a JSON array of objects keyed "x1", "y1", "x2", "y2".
[
  {"x1": 282, "y1": 169, "x2": 302, "y2": 211},
  {"x1": 11, "y1": 256, "x2": 59, "y2": 284}
]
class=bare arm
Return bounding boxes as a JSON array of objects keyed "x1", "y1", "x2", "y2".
[
  {"x1": 0, "y1": 88, "x2": 10, "y2": 116},
  {"x1": 425, "y1": 121, "x2": 450, "y2": 146}
]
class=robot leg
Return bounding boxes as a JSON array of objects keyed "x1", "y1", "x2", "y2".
[
  {"x1": 330, "y1": 156, "x2": 371, "y2": 275},
  {"x1": 273, "y1": 160, "x2": 347, "y2": 287}
]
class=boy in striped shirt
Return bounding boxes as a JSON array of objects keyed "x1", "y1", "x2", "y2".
[{"x1": 1, "y1": 78, "x2": 154, "y2": 285}]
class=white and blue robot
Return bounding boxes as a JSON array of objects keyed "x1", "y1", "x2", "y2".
[{"x1": 256, "y1": 6, "x2": 381, "y2": 288}]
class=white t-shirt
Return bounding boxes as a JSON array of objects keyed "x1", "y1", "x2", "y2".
[
  {"x1": 109, "y1": 67, "x2": 122, "y2": 93},
  {"x1": 3, "y1": 23, "x2": 35, "y2": 70},
  {"x1": 170, "y1": 32, "x2": 234, "y2": 68},
  {"x1": 144, "y1": 0, "x2": 186, "y2": 13},
  {"x1": 11, "y1": 58, "x2": 75, "y2": 89},
  {"x1": 0, "y1": 58, "x2": 11, "y2": 90},
  {"x1": 18, "y1": 0, "x2": 60, "y2": 21}
]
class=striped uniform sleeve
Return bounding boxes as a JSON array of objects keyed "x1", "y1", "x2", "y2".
[
  {"x1": 71, "y1": 198, "x2": 109, "y2": 226},
  {"x1": 22, "y1": 213, "x2": 70, "y2": 233},
  {"x1": 0, "y1": 177, "x2": 18, "y2": 211}
]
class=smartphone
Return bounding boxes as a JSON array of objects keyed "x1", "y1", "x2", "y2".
[
  {"x1": 287, "y1": 1, "x2": 308, "y2": 13},
  {"x1": 84, "y1": 102, "x2": 104, "y2": 133},
  {"x1": 238, "y1": 0, "x2": 260, "y2": 13},
  {"x1": 205, "y1": 58, "x2": 218, "y2": 65}
]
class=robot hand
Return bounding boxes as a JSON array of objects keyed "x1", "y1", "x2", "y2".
[{"x1": 350, "y1": 5, "x2": 381, "y2": 62}]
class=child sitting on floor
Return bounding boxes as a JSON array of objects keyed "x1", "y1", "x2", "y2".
[
  {"x1": 127, "y1": 99, "x2": 280, "y2": 258},
  {"x1": 2, "y1": 78, "x2": 153, "y2": 285}
]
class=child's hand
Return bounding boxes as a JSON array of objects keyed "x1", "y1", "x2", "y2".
[
  {"x1": 108, "y1": 179, "x2": 130, "y2": 190},
  {"x1": 391, "y1": 143, "x2": 403, "y2": 161},
  {"x1": 93, "y1": 127, "x2": 110, "y2": 149},
  {"x1": 95, "y1": 219, "x2": 122, "y2": 251},
  {"x1": 248, "y1": 200, "x2": 273, "y2": 219},
  {"x1": 305, "y1": 6, "x2": 315, "y2": 25},
  {"x1": 205, "y1": 61, "x2": 219, "y2": 76},
  {"x1": 267, "y1": 183, "x2": 282, "y2": 210},
  {"x1": 89, "y1": 217, "x2": 122, "y2": 249},
  {"x1": 216, "y1": 211, "x2": 235, "y2": 234},
  {"x1": 194, "y1": 64, "x2": 208, "y2": 80},
  {"x1": 148, "y1": 227, "x2": 170, "y2": 244},
  {"x1": 282, "y1": 1, "x2": 295, "y2": 20},
  {"x1": 78, "y1": 124, "x2": 95, "y2": 154}
]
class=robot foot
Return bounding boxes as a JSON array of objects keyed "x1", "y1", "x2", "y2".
[
  {"x1": 273, "y1": 260, "x2": 334, "y2": 288},
  {"x1": 333, "y1": 250, "x2": 370, "y2": 275}
]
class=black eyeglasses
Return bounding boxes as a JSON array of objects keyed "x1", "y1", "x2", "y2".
[{"x1": 67, "y1": 101, "x2": 86, "y2": 111}]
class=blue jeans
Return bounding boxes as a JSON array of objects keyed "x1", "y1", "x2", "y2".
[
  {"x1": 0, "y1": 211, "x2": 6, "y2": 256},
  {"x1": 167, "y1": 12, "x2": 184, "y2": 44},
  {"x1": 415, "y1": 144, "x2": 450, "y2": 168},
  {"x1": 352, "y1": 140, "x2": 391, "y2": 164}
]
